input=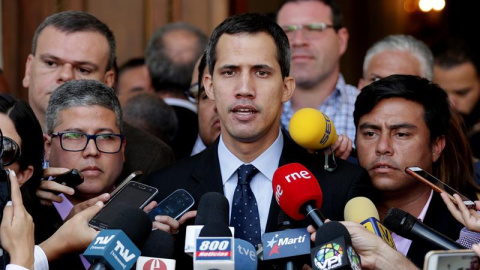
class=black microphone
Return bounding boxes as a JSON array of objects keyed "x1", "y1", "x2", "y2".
[
  {"x1": 185, "y1": 192, "x2": 231, "y2": 255},
  {"x1": 136, "y1": 230, "x2": 176, "y2": 270},
  {"x1": 384, "y1": 208, "x2": 463, "y2": 250},
  {"x1": 310, "y1": 221, "x2": 361, "y2": 270},
  {"x1": 194, "y1": 192, "x2": 230, "y2": 226}
]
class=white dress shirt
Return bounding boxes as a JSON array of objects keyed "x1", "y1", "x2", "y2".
[{"x1": 218, "y1": 131, "x2": 283, "y2": 236}]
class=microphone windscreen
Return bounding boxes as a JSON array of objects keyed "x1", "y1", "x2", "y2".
[
  {"x1": 315, "y1": 221, "x2": 351, "y2": 246},
  {"x1": 234, "y1": 239, "x2": 258, "y2": 270},
  {"x1": 272, "y1": 163, "x2": 323, "y2": 220},
  {"x1": 383, "y1": 208, "x2": 416, "y2": 238},
  {"x1": 141, "y1": 229, "x2": 175, "y2": 259},
  {"x1": 199, "y1": 221, "x2": 233, "y2": 237},
  {"x1": 289, "y1": 108, "x2": 337, "y2": 150},
  {"x1": 110, "y1": 207, "x2": 152, "y2": 247},
  {"x1": 195, "y1": 192, "x2": 229, "y2": 226},
  {"x1": 344, "y1": 197, "x2": 380, "y2": 223}
]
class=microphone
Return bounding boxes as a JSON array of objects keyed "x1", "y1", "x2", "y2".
[
  {"x1": 185, "y1": 192, "x2": 232, "y2": 255},
  {"x1": 194, "y1": 221, "x2": 234, "y2": 270},
  {"x1": 234, "y1": 239, "x2": 258, "y2": 270},
  {"x1": 261, "y1": 212, "x2": 310, "y2": 269},
  {"x1": 84, "y1": 207, "x2": 152, "y2": 270},
  {"x1": 310, "y1": 221, "x2": 361, "y2": 270},
  {"x1": 136, "y1": 230, "x2": 176, "y2": 270},
  {"x1": 289, "y1": 108, "x2": 337, "y2": 150},
  {"x1": 344, "y1": 197, "x2": 396, "y2": 250},
  {"x1": 384, "y1": 208, "x2": 464, "y2": 250},
  {"x1": 273, "y1": 163, "x2": 325, "y2": 228}
]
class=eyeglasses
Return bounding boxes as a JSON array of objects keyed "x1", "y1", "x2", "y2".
[
  {"x1": 1, "y1": 137, "x2": 21, "y2": 166},
  {"x1": 282, "y1": 23, "x2": 335, "y2": 39},
  {"x1": 186, "y1": 83, "x2": 200, "y2": 104},
  {"x1": 50, "y1": 132, "x2": 125, "y2": 154}
]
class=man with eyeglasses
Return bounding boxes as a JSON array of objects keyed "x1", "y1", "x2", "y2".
[
  {"x1": 277, "y1": 0, "x2": 357, "y2": 142},
  {"x1": 44, "y1": 80, "x2": 125, "y2": 204}
]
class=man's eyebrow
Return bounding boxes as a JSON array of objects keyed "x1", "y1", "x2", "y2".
[
  {"x1": 39, "y1": 53, "x2": 99, "y2": 70},
  {"x1": 359, "y1": 122, "x2": 417, "y2": 130},
  {"x1": 359, "y1": 123, "x2": 380, "y2": 130}
]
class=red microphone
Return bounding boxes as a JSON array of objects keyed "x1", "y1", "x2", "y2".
[{"x1": 272, "y1": 163, "x2": 325, "y2": 228}]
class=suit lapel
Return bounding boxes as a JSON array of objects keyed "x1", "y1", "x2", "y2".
[{"x1": 191, "y1": 140, "x2": 224, "y2": 198}]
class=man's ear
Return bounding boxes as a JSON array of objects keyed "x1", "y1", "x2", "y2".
[
  {"x1": 44, "y1": 133, "x2": 52, "y2": 162},
  {"x1": 282, "y1": 76, "x2": 295, "y2": 103},
  {"x1": 104, "y1": 69, "x2": 115, "y2": 87},
  {"x1": 336, "y1": 27, "x2": 349, "y2": 57},
  {"x1": 22, "y1": 54, "x2": 34, "y2": 88},
  {"x1": 204, "y1": 74, "x2": 215, "y2": 100},
  {"x1": 358, "y1": 78, "x2": 365, "y2": 91},
  {"x1": 432, "y1": 135, "x2": 446, "y2": 162}
]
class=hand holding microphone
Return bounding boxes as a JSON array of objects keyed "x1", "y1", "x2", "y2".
[
  {"x1": 289, "y1": 108, "x2": 354, "y2": 167},
  {"x1": 344, "y1": 197, "x2": 396, "y2": 250}
]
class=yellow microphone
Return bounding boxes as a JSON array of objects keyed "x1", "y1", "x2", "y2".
[
  {"x1": 289, "y1": 108, "x2": 337, "y2": 150},
  {"x1": 344, "y1": 197, "x2": 397, "y2": 250}
]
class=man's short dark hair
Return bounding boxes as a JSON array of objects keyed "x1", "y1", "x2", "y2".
[
  {"x1": 277, "y1": 0, "x2": 344, "y2": 30},
  {"x1": 354, "y1": 74, "x2": 450, "y2": 143},
  {"x1": 32, "y1": 11, "x2": 116, "y2": 72},
  {"x1": 146, "y1": 22, "x2": 208, "y2": 94},
  {"x1": 432, "y1": 38, "x2": 480, "y2": 72},
  {"x1": 206, "y1": 13, "x2": 291, "y2": 78}
]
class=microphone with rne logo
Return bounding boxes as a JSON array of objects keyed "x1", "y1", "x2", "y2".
[
  {"x1": 311, "y1": 221, "x2": 361, "y2": 270},
  {"x1": 136, "y1": 229, "x2": 176, "y2": 270},
  {"x1": 272, "y1": 163, "x2": 325, "y2": 229},
  {"x1": 84, "y1": 208, "x2": 152, "y2": 270},
  {"x1": 185, "y1": 192, "x2": 231, "y2": 256},
  {"x1": 344, "y1": 197, "x2": 396, "y2": 250},
  {"x1": 234, "y1": 239, "x2": 257, "y2": 270},
  {"x1": 194, "y1": 221, "x2": 234, "y2": 270},
  {"x1": 289, "y1": 108, "x2": 337, "y2": 150}
]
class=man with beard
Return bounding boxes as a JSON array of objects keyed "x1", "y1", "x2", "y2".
[{"x1": 146, "y1": 22, "x2": 208, "y2": 160}]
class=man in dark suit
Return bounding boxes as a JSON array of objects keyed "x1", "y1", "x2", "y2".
[
  {"x1": 354, "y1": 74, "x2": 464, "y2": 268},
  {"x1": 145, "y1": 13, "x2": 375, "y2": 269}
]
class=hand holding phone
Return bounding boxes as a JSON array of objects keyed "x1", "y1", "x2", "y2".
[
  {"x1": 405, "y1": 166, "x2": 475, "y2": 209},
  {"x1": 148, "y1": 189, "x2": 195, "y2": 221},
  {"x1": 89, "y1": 181, "x2": 158, "y2": 230}
]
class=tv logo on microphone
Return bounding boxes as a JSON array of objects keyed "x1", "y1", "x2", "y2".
[
  {"x1": 262, "y1": 228, "x2": 310, "y2": 260},
  {"x1": 114, "y1": 240, "x2": 136, "y2": 262},
  {"x1": 195, "y1": 238, "x2": 233, "y2": 260},
  {"x1": 313, "y1": 242, "x2": 343, "y2": 270}
]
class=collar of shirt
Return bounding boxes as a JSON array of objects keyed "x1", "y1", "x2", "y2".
[
  {"x1": 218, "y1": 131, "x2": 284, "y2": 183},
  {"x1": 281, "y1": 73, "x2": 348, "y2": 129},
  {"x1": 392, "y1": 189, "x2": 434, "y2": 256}
]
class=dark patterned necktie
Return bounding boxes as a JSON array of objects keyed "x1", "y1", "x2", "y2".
[{"x1": 230, "y1": 164, "x2": 261, "y2": 246}]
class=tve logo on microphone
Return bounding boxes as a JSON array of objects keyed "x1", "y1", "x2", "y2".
[{"x1": 262, "y1": 228, "x2": 310, "y2": 260}]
